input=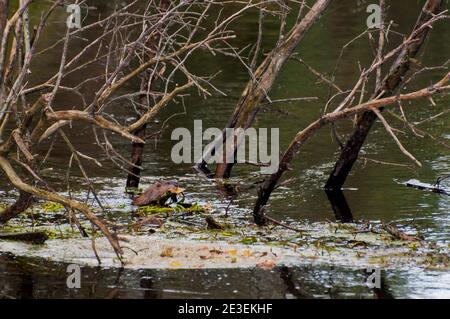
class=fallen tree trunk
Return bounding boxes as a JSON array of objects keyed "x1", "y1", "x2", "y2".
[
  {"x1": 325, "y1": 0, "x2": 444, "y2": 190},
  {"x1": 196, "y1": 0, "x2": 332, "y2": 178},
  {"x1": 252, "y1": 73, "x2": 450, "y2": 224}
]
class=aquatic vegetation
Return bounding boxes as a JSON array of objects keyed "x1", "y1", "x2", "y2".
[
  {"x1": 239, "y1": 237, "x2": 258, "y2": 245},
  {"x1": 41, "y1": 202, "x2": 65, "y2": 213},
  {"x1": 137, "y1": 205, "x2": 175, "y2": 216},
  {"x1": 1, "y1": 193, "x2": 450, "y2": 277},
  {"x1": 421, "y1": 253, "x2": 450, "y2": 270},
  {"x1": 136, "y1": 202, "x2": 209, "y2": 216}
]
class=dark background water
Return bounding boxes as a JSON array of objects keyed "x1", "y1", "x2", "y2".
[{"x1": 0, "y1": 0, "x2": 449, "y2": 298}]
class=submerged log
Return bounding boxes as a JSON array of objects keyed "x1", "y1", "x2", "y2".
[
  {"x1": 0, "y1": 231, "x2": 49, "y2": 244},
  {"x1": 404, "y1": 179, "x2": 450, "y2": 196}
]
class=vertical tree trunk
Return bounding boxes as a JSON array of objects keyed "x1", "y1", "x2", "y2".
[
  {"x1": 125, "y1": 0, "x2": 169, "y2": 190},
  {"x1": 198, "y1": 0, "x2": 332, "y2": 178},
  {"x1": 126, "y1": 69, "x2": 150, "y2": 190},
  {"x1": 325, "y1": 0, "x2": 443, "y2": 190},
  {"x1": 126, "y1": 123, "x2": 147, "y2": 189}
]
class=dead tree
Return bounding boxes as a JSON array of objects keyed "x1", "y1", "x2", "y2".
[
  {"x1": 253, "y1": 72, "x2": 450, "y2": 224},
  {"x1": 324, "y1": 0, "x2": 444, "y2": 190},
  {"x1": 251, "y1": 0, "x2": 448, "y2": 226},
  {"x1": 0, "y1": 0, "x2": 256, "y2": 257},
  {"x1": 196, "y1": 0, "x2": 332, "y2": 178},
  {"x1": 126, "y1": 0, "x2": 169, "y2": 190}
]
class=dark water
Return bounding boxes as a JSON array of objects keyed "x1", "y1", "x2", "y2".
[
  {"x1": 0, "y1": 0, "x2": 449, "y2": 298},
  {"x1": 2, "y1": 253, "x2": 450, "y2": 299}
]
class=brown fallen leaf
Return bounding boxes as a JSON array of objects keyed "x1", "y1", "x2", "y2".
[
  {"x1": 228, "y1": 249, "x2": 238, "y2": 256},
  {"x1": 242, "y1": 249, "x2": 253, "y2": 257},
  {"x1": 160, "y1": 246, "x2": 174, "y2": 257},
  {"x1": 256, "y1": 259, "x2": 276, "y2": 270},
  {"x1": 200, "y1": 255, "x2": 213, "y2": 260}
]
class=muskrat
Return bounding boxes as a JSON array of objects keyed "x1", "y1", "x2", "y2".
[{"x1": 132, "y1": 181, "x2": 185, "y2": 206}]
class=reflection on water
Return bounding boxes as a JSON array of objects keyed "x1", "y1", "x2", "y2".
[
  {"x1": 325, "y1": 190, "x2": 354, "y2": 223},
  {"x1": 0, "y1": 254, "x2": 378, "y2": 299},
  {"x1": 1, "y1": 0, "x2": 449, "y2": 298},
  {"x1": 2, "y1": 253, "x2": 449, "y2": 299}
]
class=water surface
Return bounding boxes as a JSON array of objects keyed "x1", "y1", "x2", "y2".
[{"x1": 0, "y1": 0, "x2": 449, "y2": 298}]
